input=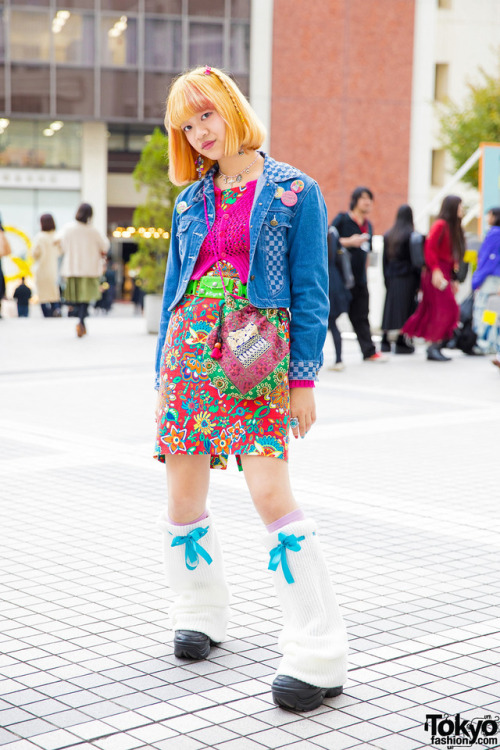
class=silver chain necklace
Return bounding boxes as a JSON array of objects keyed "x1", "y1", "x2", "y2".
[{"x1": 217, "y1": 154, "x2": 260, "y2": 186}]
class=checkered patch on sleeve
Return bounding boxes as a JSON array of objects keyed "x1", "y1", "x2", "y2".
[
  {"x1": 263, "y1": 224, "x2": 287, "y2": 295},
  {"x1": 289, "y1": 361, "x2": 318, "y2": 380}
]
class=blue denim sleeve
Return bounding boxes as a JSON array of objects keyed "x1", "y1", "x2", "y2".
[
  {"x1": 287, "y1": 182, "x2": 329, "y2": 380},
  {"x1": 154, "y1": 206, "x2": 181, "y2": 390}
]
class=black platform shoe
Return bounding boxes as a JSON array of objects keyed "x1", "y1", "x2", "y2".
[
  {"x1": 272, "y1": 675, "x2": 343, "y2": 712},
  {"x1": 381, "y1": 333, "x2": 391, "y2": 353},
  {"x1": 427, "y1": 344, "x2": 450, "y2": 362},
  {"x1": 395, "y1": 334, "x2": 415, "y2": 354},
  {"x1": 174, "y1": 630, "x2": 213, "y2": 660}
]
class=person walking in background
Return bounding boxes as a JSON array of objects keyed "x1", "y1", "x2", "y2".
[
  {"x1": 331, "y1": 187, "x2": 386, "y2": 362},
  {"x1": 0, "y1": 215, "x2": 12, "y2": 319},
  {"x1": 327, "y1": 226, "x2": 351, "y2": 370},
  {"x1": 13, "y1": 277, "x2": 32, "y2": 317},
  {"x1": 154, "y1": 66, "x2": 348, "y2": 712},
  {"x1": 472, "y1": 207, "x2": 500, "y2": 367},
  {"x1": 32, "y1": 214, "x2": 62, "y2": 318},
  {"x1": 59, "y1": 203, "x2": 110, "y2": 337},
  {"x1": 381, "y1": 204, "x2": 422, "y2": 354},
  {"x1": 402, "y1": 195, "x2": 464, "y2": 361}
]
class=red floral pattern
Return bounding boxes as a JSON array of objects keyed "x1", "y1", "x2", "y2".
[{"x1": 155, "y1": 295, "x2": 291, "y2": 470}]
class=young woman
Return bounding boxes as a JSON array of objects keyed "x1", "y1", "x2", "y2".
[
  {"x1": 380, "y1": 204, "x2": 421, "y2": 354},
  {"x1": 472, "y1": 207, "x2": 500, "y2": 366},
  {"x1": 59, "y1": 203, "x2": 109, "y2": 337},
  {"x1": 402, "y1": 195, "x2": 464, "y2": 361},
  {"x1": 32, "y1": 214, "x2": 62, "y2": 318},
  {"x1": 154, "y1": 66, "x2": 348, "y2": 712}
]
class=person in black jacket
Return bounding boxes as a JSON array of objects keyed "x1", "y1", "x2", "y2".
[
  {"x1": 13, "y1": 277, "x2": 32, "y2": 317},
  {"x1": 381, "y1": 204, "x2": 422, "y2": 353},
  {"x1": 331, "y1": 187, "x2": 386, "y2": 362}
]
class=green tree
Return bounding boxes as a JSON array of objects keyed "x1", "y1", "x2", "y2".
[
  {"x1": 129, "y1": 128, "x2": 183, "y2": 294},
  {"x1": 439, "y1": 65, "x2": 500, "y2": 189}
]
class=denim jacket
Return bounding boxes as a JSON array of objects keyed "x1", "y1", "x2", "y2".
[{"x1": 154, "y1": 154, "x2": 329, "y2": 389}]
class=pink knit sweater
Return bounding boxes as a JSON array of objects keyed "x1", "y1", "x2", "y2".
[{"x1": 191, "y1": 181, "x2": 256, "y2": 283}]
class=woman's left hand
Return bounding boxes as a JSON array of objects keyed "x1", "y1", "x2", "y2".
[
  {"x1": 451, "y1": 281, "x2": 459, "y2": 295},
  {"x1": 289, "y1": 388, "x2": 316, "y2": 439}
]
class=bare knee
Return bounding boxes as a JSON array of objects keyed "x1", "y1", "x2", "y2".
[
  {"x1": 165, "y1": 454, "x2": 210, "y2": 524},
  {"x1": 240, "y1": 456, "x2": 298, "y2": 525}
]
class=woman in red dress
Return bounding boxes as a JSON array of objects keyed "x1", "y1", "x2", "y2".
[{"x1": 402, "y1": 195, "x2": 465, "y2": 361}]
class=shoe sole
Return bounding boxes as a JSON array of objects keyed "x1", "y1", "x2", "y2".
[
  {"x1": 272, "y1": 684, "x2": 343, "y2": 712},
  {"x1": 174, "y1": 642, "x2": 211, "y2": 660}
]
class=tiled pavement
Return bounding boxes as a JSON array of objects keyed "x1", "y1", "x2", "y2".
[{"x1": 1, "y1": 307, "x2": 499, "y2": 750}]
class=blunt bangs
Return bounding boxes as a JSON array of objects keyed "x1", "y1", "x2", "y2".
[{"x1": 167, "y1": 80, "x2": 215, "y2": 131}]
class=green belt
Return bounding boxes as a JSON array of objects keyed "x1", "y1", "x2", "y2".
[{"x1": 185, "y1": 275, "x2": 248, "y2": 299}]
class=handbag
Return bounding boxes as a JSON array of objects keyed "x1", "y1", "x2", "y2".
[
  {"x1": 453, "y1": 259, "x2": 469, "y2": 283},
  {"x1": 409, "y1": 231, "x2": 425, "y2": 270},
  {"x1": 201, "y1": 195, "x2": 290, "y2": 401},
  {"x1": 328, "y1": 226, "x2": 354, "y2": 289}
]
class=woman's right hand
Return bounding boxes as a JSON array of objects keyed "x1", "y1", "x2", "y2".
[{"x1": 431, "y1": 268, "x2": 447, "y2": 290}]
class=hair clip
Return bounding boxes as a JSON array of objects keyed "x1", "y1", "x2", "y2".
[{"x1": 204, "y1": 67, "x2": 211, "y2": 75}]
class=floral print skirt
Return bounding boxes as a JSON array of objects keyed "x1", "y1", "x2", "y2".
[{"x1": 154, "y1": 294, "x2": 291, "y2": 470}]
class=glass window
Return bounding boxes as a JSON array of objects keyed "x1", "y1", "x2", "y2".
[
  {"x1": 230, "y1": 23, "x2": 249, "y2": 74},
  {"x1": 101, "y1": 15, "x2": 138, "y2": 66},
  {"x1": 10, "y1": 10, "x2": 51, "y2": 62},
  {"x1": 102, "y1": 0, "x2": 139, "y2": 11},
  {"x1": 0, "y1": 120, "x2": 81, "y2": 169},
  {"x1": 11, "y1": 65, "x2": 51, "y2": 114},
  {"x1": 56, "y1": 68, "x2": 94, "y2": 116},
  {"x1": 11, "y1": 0, "x2": 50, "y2": 5},
  {"x1": 0, "y1": 8, "x2": 5, "y2": 61},
  {"x1": 144, "y1": 19, "x2": 182, "y2": 69},
  {"x1": 0, "y1": 66, "x2": 5, "y2": 113},
  {"x1": 188, "y1": 0, "x2": 225, "y2": 17},
  {"x1": 189, "y1": 22, "x2": 223, "y2": 68},
  {"x1": 233, "y1": 73, "x2": 248, "y2": 97},
  {"x1": 54, "y1": 13, "x2": 94, "y2": 65},
  {"x1": 56, "y1": 0, "x2": 95, "y2": 8},
  {"x1": 231, "y1": 0, "x2": 250, "y2": 19},
  {"x1": 434, "y1": 63, "x2": 449, "y2": 102},
  {"x1": 144, "y1": 72, "x2": 173, "y2": 120},
  {"x1": 145, "y1": 0, "x2": 182, "y2": 14},
  {"x1": 101, "y1": 70, "x2": 138, "y2": 117},
  {"x1": 37, "y1": 121, "x2": 82, "y2": 168}
]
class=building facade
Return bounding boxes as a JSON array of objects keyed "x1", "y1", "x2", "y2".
[{"x1": 1, "y1": 0, "x2": 499, "y2": 251}]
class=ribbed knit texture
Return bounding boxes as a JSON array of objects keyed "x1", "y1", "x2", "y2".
[
  {"x1": 263, "y1": 518, "x2": 348, "y2": 688},
  {"x1": 191, "y1": 181, "x2": 256, "y2": 283},
  {"x1": 158, "y1": 510, "x2": 230, "y2": 642}
]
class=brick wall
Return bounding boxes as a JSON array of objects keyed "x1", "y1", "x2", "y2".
[{"x1": 271, "y1": 0, "x2": 415, "y2": 233}]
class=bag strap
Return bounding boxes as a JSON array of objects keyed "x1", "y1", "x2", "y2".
[{"x1": 203, "y1": 191, "x2": 247, "y2": 302}]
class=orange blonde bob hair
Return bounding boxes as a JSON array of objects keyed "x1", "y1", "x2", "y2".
[{"x1": 165, "y1": 66, "x2": 266, "y2": 186}]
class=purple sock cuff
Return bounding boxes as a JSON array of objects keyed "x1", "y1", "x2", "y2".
[
  {"x1": 168, "y1": 510, "x2": 209, "y2": 527},
  {"x1": 266, "y1": 508, "x2": 305, "y2": 533}
]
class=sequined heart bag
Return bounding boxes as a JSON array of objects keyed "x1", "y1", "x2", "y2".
[{"x1": 201, "y1": 195, "x2": 289, "y2": 401}]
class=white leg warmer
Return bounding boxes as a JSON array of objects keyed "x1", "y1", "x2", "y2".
[
  {"x1": 264, "y1": 518, "x2": 348, "y2": 688},
  {"x1": 158, "y1": 510, "x2": 230, "y2": 643}
]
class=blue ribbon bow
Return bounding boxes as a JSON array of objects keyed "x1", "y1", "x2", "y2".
[
  {"x1": 171, "y1": 526, "x2": 213, "y2": 570},
  {"x1": 268, "y1": 532, "x2": 305, "y2": 584}
]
